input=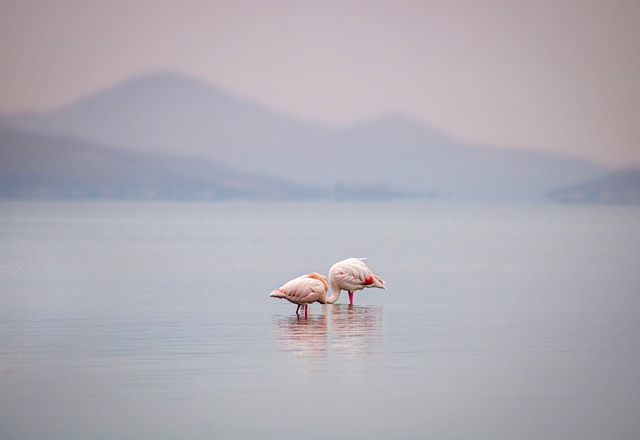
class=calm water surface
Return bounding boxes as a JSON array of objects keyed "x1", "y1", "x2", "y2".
[{"x1": 1, "y1": 201, "x2": 639, "y2": 440}]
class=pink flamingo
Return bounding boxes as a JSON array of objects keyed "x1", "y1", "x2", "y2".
[
  {"x1": 329, "y1": 258, "x2": 386, "y2": 305},
  {"x1": 269, "y1": 272, "x2": 340, "y2": 318}
]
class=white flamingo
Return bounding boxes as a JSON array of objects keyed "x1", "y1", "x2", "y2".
[
  {"x1": 328, "y1": 258, "x2": 386, "y2": 305},
  {"x1": 269, "y1": 272, "x2": 340, "y2": 318}
]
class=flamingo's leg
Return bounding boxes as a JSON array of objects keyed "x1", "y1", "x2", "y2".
[
  {"x1": 348, "y1": 291, "x2": 354, "y2": 306},
  {"x1": 296, "y1": 304, "x2": 301, "y2": 316},
  {"x1": 304, "y1": 305, "x2": 308, "y2": 319}
]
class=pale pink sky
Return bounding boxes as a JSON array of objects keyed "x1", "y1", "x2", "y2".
[{"x1": 1, "y1": 0, "x2": 639, "y2": 166}]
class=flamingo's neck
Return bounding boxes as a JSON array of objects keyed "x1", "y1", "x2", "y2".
[{"x1": 322, "y1": 281, "x2": 341, "y2": 304}]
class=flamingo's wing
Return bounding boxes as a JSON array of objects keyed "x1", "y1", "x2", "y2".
[
  {"x1": 271, "y1": 275, "x2": 327, "y2": 303},
  {"x1": 331, "y1": 258, "x2": 385, "y2": 290},
  {"x1": 331, "y1": 261, "x2": 375, "y2": 288}
]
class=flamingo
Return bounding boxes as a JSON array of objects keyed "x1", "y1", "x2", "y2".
[
  {"x1": 269, "y1": 272, "x2": 341, "y2": 318},
  {"x1": 328, "y1": 258, "x2": 386, "y2": 305}
]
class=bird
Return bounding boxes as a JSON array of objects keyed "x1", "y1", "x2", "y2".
[
  {"x1": 269, "y1": 272, "x2": 340, "y2": 318},
  {"x1": 328, "y1": 258, "x2": 386, "y2": 305}
]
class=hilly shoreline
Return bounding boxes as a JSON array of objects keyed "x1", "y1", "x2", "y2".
[{"x1": 0, "y1": 72, "x2": 608, "y2": 202}]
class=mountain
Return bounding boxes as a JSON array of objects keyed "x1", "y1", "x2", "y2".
[
  {"x1": 0, "y1": 72, "x2": 607, "y2": 201},
  {"x1": 547, "y1": 168, "x2": 640, "y2": 204},
  {"x1": 0, "y1": 125, "x2": 320, "y2": 200}
]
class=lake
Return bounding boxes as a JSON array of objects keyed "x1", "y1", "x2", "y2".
[{"x1": 1, "y1": 201, "x2": 639, "y2": 440}]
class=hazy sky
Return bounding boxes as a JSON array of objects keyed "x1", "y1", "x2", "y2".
[{"x1": 1, "y1": 0, "x2": 639, "y2": 166}]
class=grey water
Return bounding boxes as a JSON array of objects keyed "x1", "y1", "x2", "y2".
[{"x1": 1, "y1": 201, "x2": 639, "y2": 440}]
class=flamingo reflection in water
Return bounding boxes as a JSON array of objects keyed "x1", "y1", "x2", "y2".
[
  {"x1": 272, "y1": 313, "x2": 329, "y2": 359},
  {"x1": 329, "y1": 305, "x2": 384, "y2": 359},
  {"x1": 272, "y1": 304, "x2": 384, "y2": 361}
]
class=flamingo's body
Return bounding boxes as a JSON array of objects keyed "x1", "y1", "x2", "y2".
[
  {"x1": 270, "y1": 272, "x2": 339, "y2": 318},
  {"x1": 329, "y1": 258, "x2": 386, "y2": 305}
]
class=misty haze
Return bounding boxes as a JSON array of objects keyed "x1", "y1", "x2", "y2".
[
  {"x1": 0, "y1": 72, "x2": 619, "y2": 203},
  {"x1": 2, "y1": 2, "x2": 640, "y2": 440}
]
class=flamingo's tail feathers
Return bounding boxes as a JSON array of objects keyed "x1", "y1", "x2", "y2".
[{"x1": 269, "y1": 288, "x2": 287, "y2": 299}]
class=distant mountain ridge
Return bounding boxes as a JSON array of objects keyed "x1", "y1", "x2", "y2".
[
  {"x1": 0, "y1": 71, "x2": 607, "y2": 201},
  {"x1": 0, "y1": 125, "x2": 320, "y2": 200}
]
